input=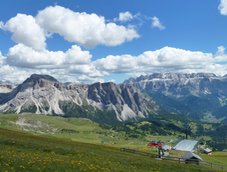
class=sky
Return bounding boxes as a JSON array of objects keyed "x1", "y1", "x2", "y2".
[{"x1": 0, "y1": 0, "x2": 227, "y2": 83}]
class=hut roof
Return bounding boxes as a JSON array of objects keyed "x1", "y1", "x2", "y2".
[
  {"x1": 173, "y1": 139, "x2": 199, "y2": 152},
  {"x1": 203, "y1": 148, "x2": 212, "y2": 153},
  {"x1": 181, "y1": 152, "x2": 202, "y2": 161}
]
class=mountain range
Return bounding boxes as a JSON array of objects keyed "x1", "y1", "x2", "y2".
[{"x1": 0, "y1": 73, "x2": 226, "y2": 124}]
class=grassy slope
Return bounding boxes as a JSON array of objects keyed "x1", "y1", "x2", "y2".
[
  {"x1": 0, "y1": 128, "x2": 220, "y2": 172},
  {"x1": 0, "y1": 114, "x2": 226, "y2": 171},
  {"x1": 0, "y1": 114, "x2": 176, "y2": 151},
  {"x1": 201, "y1": 152, "x2": 227, "y2": 164}
]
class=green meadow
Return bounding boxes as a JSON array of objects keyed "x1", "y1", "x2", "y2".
[
  {"x1": 0, "y1": 114, "x2": 176, "y2": 149},
  {"x1": 0, "y1": 128, "x2": 222, "y2": 172},
  {"x1": 0, "y1": 114, "x2": 226, "y2": 172}
]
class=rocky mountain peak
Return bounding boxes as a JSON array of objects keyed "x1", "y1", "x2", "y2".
[
  {"x1": 131, "y1": 72, "x2": 219, "y2": 80},
  {"x1": 0, "y1": 73, "x2": 226, "y2": 123},
  {"x1": 125, "y1": 73, "x2": 217, "y2": 84},
  {"x1": 88, "y1": 82, "x2": 122, "y2": 105},
  {"x1": 24, "y1": 74, "x2": 58, "y2": 84},
  {"x1": 17, "y1": 74, "x2": 59, "y2": 91},
  {"x1": 0, "y1": 75, "x2": 158, "y2": 122}
]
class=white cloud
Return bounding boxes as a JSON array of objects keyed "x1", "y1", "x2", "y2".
[
  {"x1": 7, "y1": 44, "x2": 92, "y2": 68},
  {"x1": 1, "y1": 6, "x2": 139, "y2": 50},
  {"x1": 0, "y1": 51, "x2": 5, "y2": 65},
  {"x1": 215, "y1": 46, "x2": 227, "y2": 63},
  {"x1": 36, "y1": 6, "x2": 139, "y2": 48},
  {"x1": 69, "y1": 64, "x2": 105, "y2": 77},
  {"x1": 0, "y1": 52, "x2": 31, "y2": 83},
  {"x1": 1, "y1": 44, "x2": 227, "y2": 84},
  {"x1": 151, "y1": 16, "x2": 165, "y2": 30},
  {"x1": 5, "y1": 44, "x2": 104, "y2": 83},
  {"x1": 219, "y1": 0, "x2": 227, "y2": 15},
  {"x1": 0, "y1": 21, "x2": 3, "y2": 29},
  {"x1": 115, "y1": 11, "x2": 134, "y2": 22},
  {"x1": 3, "y1": 14, "x2": 46, "y2": 50},
  {"x1": 95, "y1": 54, "x2": 137, "y2": 73},
  {"x1": 0, "y1": 65, "x2": 32, "y2": 83},
  {"x1": 7, "y1": 44, "x2": 65, "y2": 68},
  {"x1": 95, "y1": 47, "x2": 227, "y2": 76},
  {"x1": 65, "y1": 45, "x2": 92, "y2": 64},
  {"x1": 217, "y1": 45, "x2": 225, "y2": 55}
]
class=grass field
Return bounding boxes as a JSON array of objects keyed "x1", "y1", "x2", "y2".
[
  {"x1": 201, "y1": 152, "x2": 227, "y2": 165},
  {"x1": 0, "y1": 127, "x2": 222, "y2": 172},
  {"x1": 0, "y1": 114, "x2": 177, "y2": 150},
  {"x1": 0, "y1": 114, "x2": 226, "y2": 171}
]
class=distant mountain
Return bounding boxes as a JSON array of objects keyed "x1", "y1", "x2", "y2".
[
  {"x1": 124, "y1": 73, "x2": 227, "y2": 122},
  {"x1": 0, "y1": 73, "x2": 226, "y2": 124},
  {"x1": 0, "y1": 74, "x2": 158, "y2": 123}
]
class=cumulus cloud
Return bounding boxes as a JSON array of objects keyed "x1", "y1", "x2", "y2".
[
  {"x1": 0, "y1": 46, "x2": 227, "y2": 83},
  {"x1": 3, "y1": 14, "x2": 46, "y2": 50},
  {"x1": 7, "y1": 44, "x2": 92, "y2": 68},
  {"x1": 115, "y1": 11, "x2": 134, "y2": 22},
  {"x1": 36, "y1": 6, "x2": 139, "y2": 48},
  {"x1": 1, "y1": 6, "x2": 139, "y2": 50},
  {"x1": 0, "y1": 5, "x2": 140, "y2": 83},
  {"x1": 95, "y1": 47, "x2": 227, "y2": 76},
  {"x1": 219, "y1": 0, "x2": 227, "y2": 15},
  {"x1": 69, "y1": 64, "x2": 105, "y2": 77},
  {"x1": 95, "y1": 54, "x2": 138, "y2": 73},
  {"x1": 151, "y1": 16, "x2": 165, "y2": 30},
  {"x1": 0, "y1": 65, "x2": 32, "y2": 83},
  {"x1": 5, "y1": 44, "x2": 105, "y2": 83},
  {"x1": 65, "y1": 45, "x2": 92, "y2": 64},
  {"x1": 0, "y1": 52, "x2": 31, "y2": 83},
  {"x1": 7, "y1": 44, "x2": 64, "y2": 68}
]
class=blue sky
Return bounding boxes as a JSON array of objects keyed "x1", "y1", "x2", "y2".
[{"x1": 0, "y1": 0, "x2": 227, "y2": 83}]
